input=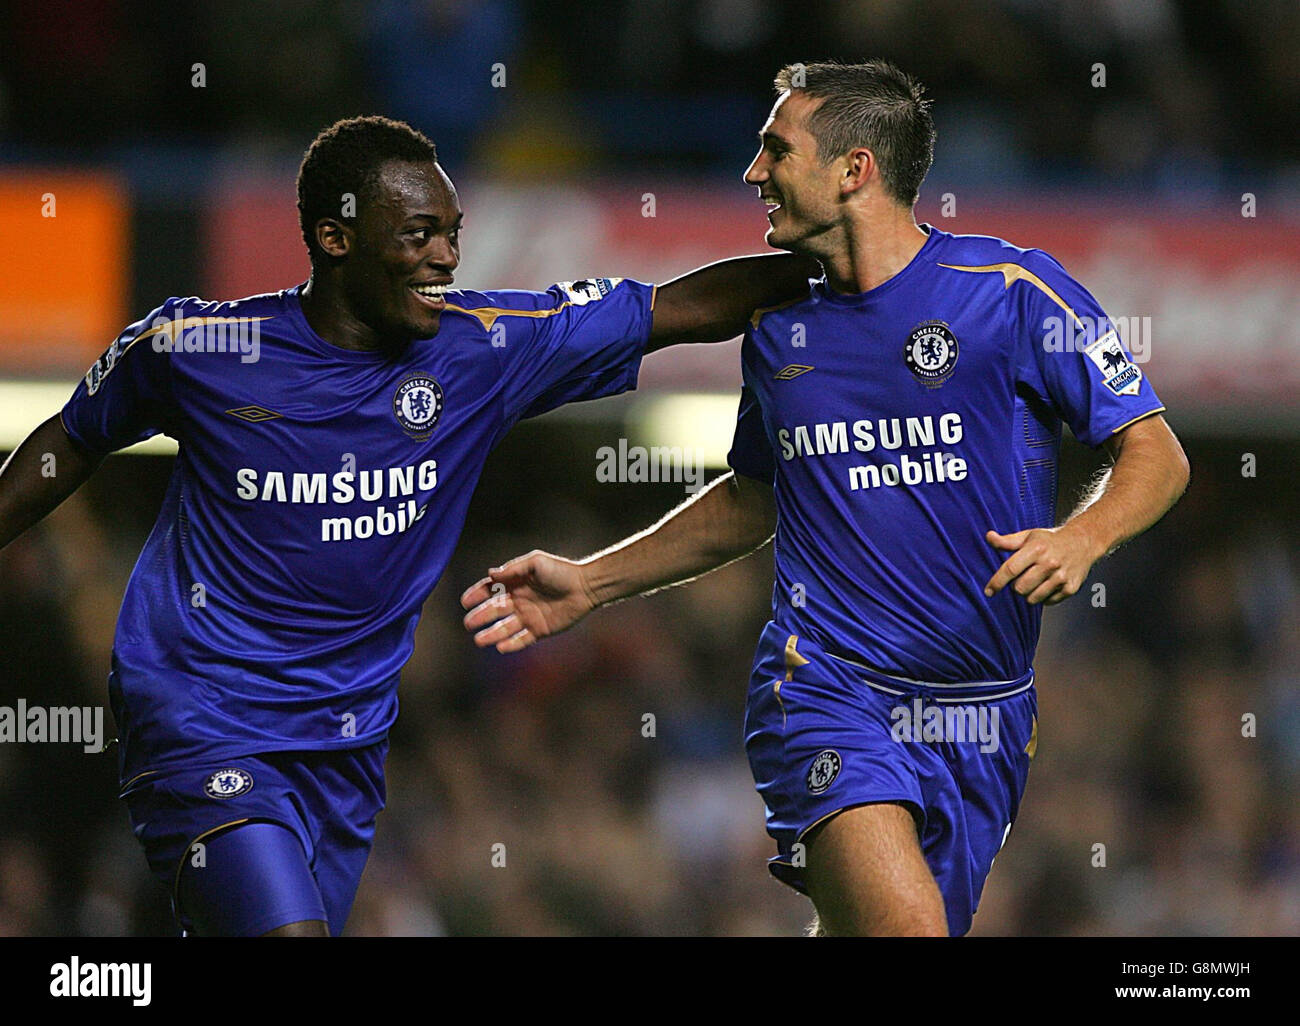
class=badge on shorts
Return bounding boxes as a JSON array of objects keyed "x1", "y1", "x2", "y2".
[
  {"x1": 904, "y1": 320, "x2": 959, "y2": 387},
  {"x1": 204, "y1": 768, "x2": 254, "y2": 799},
  {"x1": 806, "y1": 750, "x2": 841, "y2": 795}
]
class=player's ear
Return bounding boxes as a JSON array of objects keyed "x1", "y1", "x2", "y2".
[
  {"x1": 314, "y1": 218, "x2": 352, "y2": 260},
  {"x1": 840, "y1": 147, "x2": 874, "y2": 197}
]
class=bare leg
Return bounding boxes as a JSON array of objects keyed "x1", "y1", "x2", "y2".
[{"x1": 804, "y1": 802, "x2": 947, "y2": 936}]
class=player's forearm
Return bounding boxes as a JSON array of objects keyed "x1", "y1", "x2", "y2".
[
  {"x1": 0, "y1": 415, "x2": 103, "y2": 550},
  {"x1": 1063, "y1": 418, "x2": 1189, "y2": 560},
  {"x1": 581, "y1": 471, "x2": 776, "y2": 606},
  {"x1": 647, "y1": 252, "x2": 820, "y2": 351}
]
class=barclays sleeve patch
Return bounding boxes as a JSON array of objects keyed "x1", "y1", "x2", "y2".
[
  {"x1": 1084, "y1": 330, "x2": 1142, "y2": 396},
  {"x1": 558, "y1": 278, "x2": 623, "y2": 306}
]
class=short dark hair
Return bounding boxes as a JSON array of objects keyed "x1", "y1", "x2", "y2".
[
  {"x1": 296, "y1": 116, "x2": 438, "y2": 261},
  {"x1": 774, "y1": 60, "x2": 934, "y2": 207}
]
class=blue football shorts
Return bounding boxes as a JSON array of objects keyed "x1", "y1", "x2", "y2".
[
  {"x1": 743, "y1": 620, "x2": 1037, "y2": 936},
  {"x1": 119, "y1": 741, "x2": 388, "y2": 936}
]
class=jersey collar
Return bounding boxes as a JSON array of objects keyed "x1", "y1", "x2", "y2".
[{"x1": 812, "y1": 223, "x2": 946, "y2": 305}]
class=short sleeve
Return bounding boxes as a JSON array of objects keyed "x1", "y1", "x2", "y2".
[
  {"x1": 727, "y1": 385, "x2": 776, "y2": 484},
  {"x1": 492, "y1": 278, "x2": 655, "y2": 422},
  {"x1": 1011, "y1": 250, "x2": 1165, "y2": 448},
  {"x1": 61, "y1": 298, "x2": 180, "y2": 454}
]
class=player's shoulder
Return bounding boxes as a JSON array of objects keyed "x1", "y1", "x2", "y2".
[
  {"x1": 108, "y1": 291, "x2": 294, "y2": 383},
  {"x1": 134, "y1": 289, "x2": 292, "y2": 329},
  {"x1": 439, "y1": 286, "x2": 533, "y2": 336},
  {"x1": 932, "y1": 227, "x2": 1069, "y2": 281},
  {"x1": 443, "y1": 278, "x2": 645, "y2": 332},
  {"x1": 746, "y1": 280, "x2": 819, "y2": 335},
  {"x1": 446, "y1": 278, "x2": 636, "y2": 313}
]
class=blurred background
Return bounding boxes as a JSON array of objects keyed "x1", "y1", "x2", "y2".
[{"x1": 0, "y1": 0, "x2": 1297, "y2": 935}]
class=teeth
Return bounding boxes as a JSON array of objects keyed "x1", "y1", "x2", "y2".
[{"x1": 411, "y1": 284, "x2": 448, "y2": 297}]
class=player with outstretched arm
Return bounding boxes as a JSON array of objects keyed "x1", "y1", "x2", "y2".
[
  {"x1": 0, "y1": 115, "x2": 818, "y2": 937},
  {"x1": 461, "y1": 62, "x2": 1190, "y2": 937}
]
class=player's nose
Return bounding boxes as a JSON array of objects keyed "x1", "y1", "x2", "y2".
[
  {"x1": 426, "y1": 240, "x2": 459, "y2": 272},
  {"x1": 743, "y1": 151, "x2": 768, "y2": 186}
]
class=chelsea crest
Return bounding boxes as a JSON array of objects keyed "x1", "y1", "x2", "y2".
[
  {"x1": 904, "y1": 320, "x2": 959, "y2": 388},
  {"x1": 393, "y1": 373, "x2": 444, "y2": 440}
]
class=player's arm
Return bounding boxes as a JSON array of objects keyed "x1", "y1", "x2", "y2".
[
  {"x1": 646, "y1": 253, "x2": 819, "y2": 352},
  {"x1": 0, "y1": 414, "x2": 103, "y2": 550},
  {"x1": 2, "y1": 298, "x2": 183, "y2": 551},
  {"x1": 984, "y1": 413, "x2": 1189, "y2": 605},
  {"x1": 460, "y1": 470, "x2": 776, "y2": 653}
]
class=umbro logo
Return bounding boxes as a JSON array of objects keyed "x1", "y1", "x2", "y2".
[
  {"x1": 775, "y1": 364, "x2": 814, "y2": 380},
  {"x1": 225, "y1": 405, "x2": 282, "y2": 422}
]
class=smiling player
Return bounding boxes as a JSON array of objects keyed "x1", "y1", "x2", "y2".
[
  {"x1": 461, "y1": 62, "x2": 1190, "y2": 936},
  {"x1": 0, "y1": 115, "x2": 817, "y2": 937}
]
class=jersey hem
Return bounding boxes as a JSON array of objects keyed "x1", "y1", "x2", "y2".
[{"x1": 117, "y1": 731, "x2": 391, "y2": 791}]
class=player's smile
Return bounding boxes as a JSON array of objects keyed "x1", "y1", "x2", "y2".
[{"x1": 408, "y1": 279, "x2": 451, "y2": 311}]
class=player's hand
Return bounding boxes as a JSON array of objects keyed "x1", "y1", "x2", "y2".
[
  {"x1": 459, "y1": 550, "x2": 599, "y2": 653},
  {"x1": 983, "y1": 525, "x2": 1100, "y2": 605}
]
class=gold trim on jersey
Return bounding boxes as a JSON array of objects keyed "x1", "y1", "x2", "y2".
[
  {"x1": 1108, "y1": 406, "x2": 1166, "y2": 436},
  {"x1": 938, "y1": 262, "x2": 1084, "y2": 328},
  {"x1": 132, "y1": 316, "x2": 275, "y2": 346},
  {"x1": 443, "y1": 302, "x2": 575, "y2": 332},
  {"x1": 749, "y1": 295, "x2": 807, "y2": 330}
]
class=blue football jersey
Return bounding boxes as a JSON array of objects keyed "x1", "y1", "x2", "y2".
[
  {"x1": 728, "y1": 225, "x2": 1164, "y2": 682},
  {"x1": 62, "y1": 278, "x2": 654, "y2": 779}
]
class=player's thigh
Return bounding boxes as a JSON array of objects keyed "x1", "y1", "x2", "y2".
[
  {"x1": 263, "y1": 919, "x2": 330, "y2": 937},
  {"x1": 178, "y1": 820, "x2": 329, "y2": 937},
  {"x1": 286, "y1": 742, "x2": 389, "y2": 936},
  {"x1": 803, "y1": 801, "x2": 947, "y2": 937}
]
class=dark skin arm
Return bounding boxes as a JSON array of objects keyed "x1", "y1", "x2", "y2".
[
  {"x1": 646, "y1": 253, "x2": 820, "y2": 352},
  {"x1": 0, "y1": 414, "x2": 103, "y2": 551}
]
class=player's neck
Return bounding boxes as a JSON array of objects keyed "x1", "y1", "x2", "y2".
[
  {"x1": 819, "y1": 212, "x2": 928, "y2": 296},
  {"x1": 299, "y1": 276, "x2": 387, "y2": 353}
]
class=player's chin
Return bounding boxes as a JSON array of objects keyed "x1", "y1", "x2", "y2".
[
  {"x1": 402, "y1": 309, "x2": 442, "y2": 339},
  {"x1": 403, "y1": 290, "x2": 445, "y2": 336},
  {"x1": 764, "y1": 221, "x2": 804, "y2": 253}
]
